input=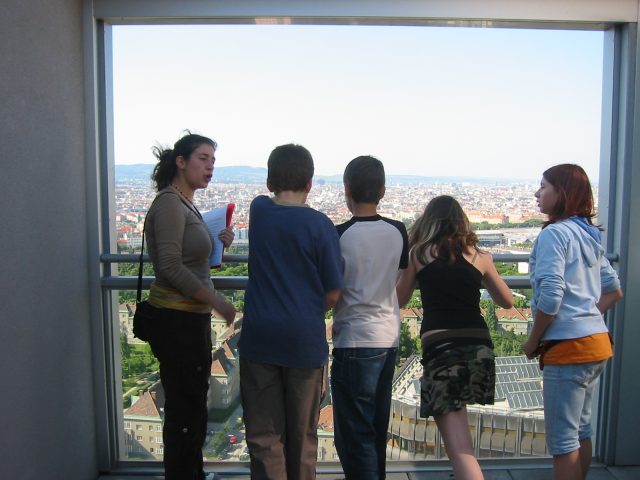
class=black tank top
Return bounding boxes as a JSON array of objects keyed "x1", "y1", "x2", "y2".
[{"x1": 417, "y1": 255, "x2": 487, "y2": 335}]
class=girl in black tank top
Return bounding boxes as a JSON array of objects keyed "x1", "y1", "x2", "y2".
[
  {"x1": 396, "y1": 195, "x2": 514, "y2": 480},
  {"x1": 417, "y1": 254, "x2": 486, "y2": 334}
]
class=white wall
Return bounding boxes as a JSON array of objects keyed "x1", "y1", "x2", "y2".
[{"x1": 0, "y1": 0, "x2": 99, "y2": 478}]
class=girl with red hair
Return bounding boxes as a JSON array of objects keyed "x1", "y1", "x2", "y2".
[{"x1": 524, "y1": 164, "x2": 623, "y2": 480}]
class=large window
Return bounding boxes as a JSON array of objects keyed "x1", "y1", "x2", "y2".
[{"x1": 107, "y1": 23, "x2": 605, "y2": 464}]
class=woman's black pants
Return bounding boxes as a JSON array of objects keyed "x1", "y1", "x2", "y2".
[{"x1": 148, "y1": 308, "x2": 212, "y2": 480}]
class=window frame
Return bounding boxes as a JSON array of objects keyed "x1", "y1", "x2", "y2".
[{"x1": 85, "y1": 0, "x2": 636, "y2": 473}]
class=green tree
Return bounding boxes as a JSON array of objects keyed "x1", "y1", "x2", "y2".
[
  {"x1": 470, "y1": 219, "x2": 542, "y2": 230},
  {"x1": 495, "y1": 263, "x2": 519, "y2": 276},
  {"x1": 481, "y1": 300, "x2": 498, "y2": 332},
  {"x1": 118, "y1": 262, "x2": 155, "y2": 303},
  {"x1": 514, "y1": 295, "x2": 529, "y2": 309},
  {"x1": 211, "y1": 263, "x2": 248, "y2": 277},
  {"x1": 233, "y1": 299, "x2": 245, "y2": 311},
  {"x1": 118, "y1": 261, "x2": 154, "y2": 277},
  {"x1": 522, "y1": 218, "x2": 543, "y2": 228},
  {"x1": 120, "y1": 331, "x2": 131, "y2": 358},
  {"x1": 121, "y1": 341, "x2": 159, "y2": 380},
  {"x1": 212, "y1": 264, "x2": 248, "y2": 312},
  {"x1": 398, "y1": 322, "x2": 419, "y2": 365},
  {"x1": 405, "y1": 290, "x2": 423, "y2": 309},
  {"x1": 482, "y1": 297, "x2": 531, "y2": 357},
  {"x1": 491, "y1": 329, "x2": 527, "y2": 356}
]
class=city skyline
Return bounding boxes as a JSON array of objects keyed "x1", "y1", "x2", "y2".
[
  {"x1": 114, "y1": 176, "x2": 549, "y2": 255},
  {"x1": 115, "y1": 162, "x2": 547, "y2": 183},
  {"x1": 112, "y1": 24, "x2": 604, "y2": 181}
]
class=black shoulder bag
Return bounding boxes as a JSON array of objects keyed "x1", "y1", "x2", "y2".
[{"x1": 132, "y1": 216, "x2": 158, "y2": 342}]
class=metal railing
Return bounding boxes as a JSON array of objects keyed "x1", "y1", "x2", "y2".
[
  {"x1": 100, "y1": 252, "x2": 619, "y2": 290},
  {"x1": 101, "y1": 253, "x2": 533, "y2": 290}
]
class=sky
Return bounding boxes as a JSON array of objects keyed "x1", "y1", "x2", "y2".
[{"x1": 112, "y1": 24, "x2": 604, "y2": 181}]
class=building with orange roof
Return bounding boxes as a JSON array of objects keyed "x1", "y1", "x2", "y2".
[
  {"x1": 495, "y1": 307, "x2": 532, "y2": 336},
  {"x1": 317, "y1": 405, "x2": 339, "y2": 461},
  {"x1": 208, "y1": 344, "x2": 240, "y2": 410},
  {"x1": 466, "y1": 211, "x2": 509, "y2": 225},
  {"x1": 401, "y1": 308, "x2": 422, "y2": 338},
  {"x1": 123, "y1": 387, "x2": 164, "y2": 460}
]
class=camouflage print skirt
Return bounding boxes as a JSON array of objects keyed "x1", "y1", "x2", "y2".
[{"x1": 420, "y1": 337, "x2": 495, "y2": 418}]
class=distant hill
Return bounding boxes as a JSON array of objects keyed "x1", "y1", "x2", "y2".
[
  {"x1": 115, "y1": 164, "x2": 534, "y2": 185},
  {"x1": 115, "y1": 164, "x2": 155, "y2": 181},
  {"x1": 115, "y1": 164, "x2": 269, "y2": 183},
  {"x1": 211, "y1": 166, "x2": 268, "y2": 183}
]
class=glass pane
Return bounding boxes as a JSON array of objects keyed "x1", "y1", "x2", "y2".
[
  {"x1": 117, "y1": 289, "x2": 162, "y2": 461},
  {"x1": 117, "y1": 288, "x2": 249, "y2": 462},
  {"x1": 110, "y1": 23, "x2": 604, "y2": 464},
  {"x1": 389, "y1": 288, "x2": 548, "y2": 460}
]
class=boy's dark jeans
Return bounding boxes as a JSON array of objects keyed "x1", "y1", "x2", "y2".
[
  {"x1": 147, "y1": 307, "x2": 213, "y2": 480},
  {"x1": 331, "y1": 347, "x2": 397, "y2": 480}
]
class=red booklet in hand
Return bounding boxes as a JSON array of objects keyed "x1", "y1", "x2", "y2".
[{"x1": 202, "y1": 203, "x2": 235, "y2": 268}]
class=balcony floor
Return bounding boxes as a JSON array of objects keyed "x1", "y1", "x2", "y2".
[{"x1": 100, "y1": 464, "x2": 640, "y2": 480}]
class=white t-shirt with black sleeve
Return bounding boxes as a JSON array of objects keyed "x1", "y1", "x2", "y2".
[{"x1": 332, "y1": 215, "x2": 409, "y2": 348}]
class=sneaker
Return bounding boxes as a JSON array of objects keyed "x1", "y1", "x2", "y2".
[{"x1": 204, "y1": 473, "x2": 216, "y2": 480}]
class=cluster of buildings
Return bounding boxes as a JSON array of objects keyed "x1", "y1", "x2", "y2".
[
  {"x1": 120, "y1": 305, "x2": 535, "y2": 461},
  {"x1": 121, "y1": 307, "x2": 243, "y2": 459},
  {"x1": 389, "y1": 355, "x2": 547, "y2": 459},
  {"x1": 114, "y1": 177, "x2": 548, "y2": 252},
  {"x1": 400, "y1": 306, "x2": 533, "y2": 338},
  {"x1": 116, "y1": 171, "x2": 541, "y2": 461}
]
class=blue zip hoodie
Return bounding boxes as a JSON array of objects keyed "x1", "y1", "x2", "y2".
[{"x1": 530, "y1": 217, "x2": 620, "y2": 340}]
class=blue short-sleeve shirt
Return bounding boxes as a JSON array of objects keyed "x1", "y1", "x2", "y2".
[{"x1": 239, "y1": 195, "x2": 343, "y2": 368}]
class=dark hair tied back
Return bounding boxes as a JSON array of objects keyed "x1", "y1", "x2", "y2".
[{"x1": 151, "y1": 132, "x2": 217, "y2": 191}]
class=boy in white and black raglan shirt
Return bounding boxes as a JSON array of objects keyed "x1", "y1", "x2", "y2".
[{"x1": 331, "y1": 156, "x2": 409, "y2": 480}]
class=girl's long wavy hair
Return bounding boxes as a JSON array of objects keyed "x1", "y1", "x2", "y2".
[{"x1": 409, "y1": 195, "x2": 479, "y2": 264}]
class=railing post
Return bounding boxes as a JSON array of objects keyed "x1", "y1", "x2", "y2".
[{"x1": 475, "y1": 412, "x2": 481, "y2": 457}]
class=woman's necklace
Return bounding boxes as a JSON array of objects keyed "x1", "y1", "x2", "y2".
[
  {"x1": 171, "y1": 183, "x2": 194, "y2": 204},
  {"x1": 171, "y1": 183, "x2": 202, "y2": 219}
]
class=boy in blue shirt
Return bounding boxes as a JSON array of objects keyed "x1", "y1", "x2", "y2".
[
  {"x1": 239, "y1": 144, "x2": 343, "y2": 480},
  {"x1": 331, "y1": 156, "x2": 408, "y2": 479}
]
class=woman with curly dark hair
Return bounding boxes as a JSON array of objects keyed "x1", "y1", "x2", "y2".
[{"x1": 145, "y1": 132, "x2": 236, "y2": 480}]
